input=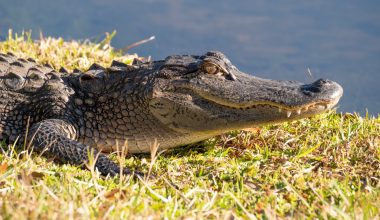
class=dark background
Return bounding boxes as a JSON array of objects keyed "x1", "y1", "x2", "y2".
[{"x1": 1, "y1": 0, "x2": 379, "y2": 115}]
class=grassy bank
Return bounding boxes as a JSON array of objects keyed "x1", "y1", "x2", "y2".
[{"x1": 0, "y1": 31, "x2": 379, "y2": 219}]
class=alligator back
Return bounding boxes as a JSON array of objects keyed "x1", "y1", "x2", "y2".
[
  {"x1": 0, "y1": 52, "x2": 171, "y2": 152},
  {"x1": 0, "y1": 52, "x2": 63, "y2": 91},
  {"x1": 0, "y1": 52, "x2": 72, "y2": 141}
]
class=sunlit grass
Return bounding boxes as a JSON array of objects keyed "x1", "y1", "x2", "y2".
[
  {"x1": 0, "y1": 29, "x2": 138, "y2": 72},
  {"x1": 0, "y1": 30, "x2": 379, "y2": 219}
]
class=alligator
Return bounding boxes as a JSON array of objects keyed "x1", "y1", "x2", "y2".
[{"x1": 0, "y1": 51, "x2": 343, "y2": 177}]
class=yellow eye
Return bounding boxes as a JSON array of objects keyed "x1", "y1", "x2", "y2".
[{"x1": 202, "y1": 63, "x2": 219, "y2": 74}]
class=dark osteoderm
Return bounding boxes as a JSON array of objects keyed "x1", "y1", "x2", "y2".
[{"x1": 0, "y1": 51, "x2": 343, "y2": 176}]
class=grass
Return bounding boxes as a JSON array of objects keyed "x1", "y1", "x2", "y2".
[{"x1": 0, "y1": 30, "x2": 379, "y2": 219}]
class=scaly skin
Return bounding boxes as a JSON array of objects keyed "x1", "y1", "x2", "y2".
[{"x1": 0, "y1": 51, "x2": 343, "y2": 176}]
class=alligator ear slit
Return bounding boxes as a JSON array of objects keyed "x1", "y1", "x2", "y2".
[{"x1": 227, "y1": 73, "x2": 237, "y2": 81}]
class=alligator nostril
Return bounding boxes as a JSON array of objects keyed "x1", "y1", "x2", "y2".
[
  {"x1": 301, "y1": 80, "x2": 323, "y2": 95},
  {"x1": 301, "y1": 78, "x2": 334, "y2": 95},
  {"x1": 314, "y1": 78, "x2": 331, "y2": 86}
]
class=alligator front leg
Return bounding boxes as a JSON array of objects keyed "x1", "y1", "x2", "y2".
[{"x1": 26, "y1": 119, "x2": 140, "y2": 177}]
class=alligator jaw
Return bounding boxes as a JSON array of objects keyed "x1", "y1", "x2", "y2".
[
  {"x1": 201, "y1": 97, "x2": 341, "y2": 118},
  {"x1": 178, "y1": 75, "x2": 343, "y2": 122},
  {"x1": 150, "y1": 78, "x2": 343, "y2": 134},
  {"x1": 195, "y1": 84, "x2": 343, "y2": 119}
]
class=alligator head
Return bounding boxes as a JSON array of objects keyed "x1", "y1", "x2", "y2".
[{"x1": 149, "y1": 51, "x2": 343, "y2": 135}]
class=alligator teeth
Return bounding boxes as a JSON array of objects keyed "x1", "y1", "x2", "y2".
[
  {"x1": 296, "y1": 109, "x2": 301, "y2": 115},
  {"x1": 303, "y1": 106, "x2": 309, "y2": 111},
  {"x1": 286, "y1": 111, "x2": 292, "y2": 118},
  {"x1": 278, "y1": 108, "x2": 282, "y2": 113}
]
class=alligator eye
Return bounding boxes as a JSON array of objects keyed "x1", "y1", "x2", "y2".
[{"x1": 202, "y1": 63, "x2": 219, "y2": 75}]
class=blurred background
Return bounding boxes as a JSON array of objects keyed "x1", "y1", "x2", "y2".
[{"x1": 0, "y1": 0, "x2": 379, "y2": 115}]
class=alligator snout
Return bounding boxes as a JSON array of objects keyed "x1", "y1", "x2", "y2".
[{"x1": 301, "y1": 78, "x2": 343, "y2": 100}]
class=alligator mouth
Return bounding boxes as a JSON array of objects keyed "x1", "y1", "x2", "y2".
[
  {"x1": 201, "y1": 98, "x2": 341, "y2": 118},
  {"x1": 192, "y1": 82, "x2": 343, "y2": 118},
  {"x1": 173, "y1": 75, "x2": 343, "y2": 119}
]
